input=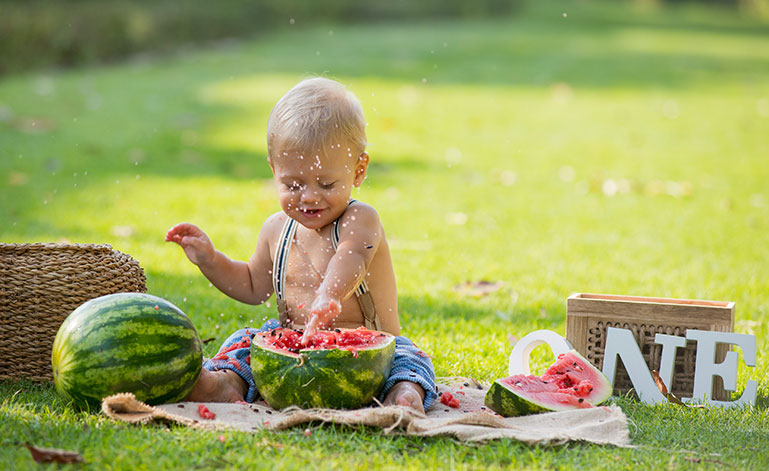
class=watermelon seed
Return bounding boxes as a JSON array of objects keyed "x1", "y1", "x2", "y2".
[
  {"x1": 578, "y1": 398, "x2": 584, "y2": 403},
  {"x1": 177, "y1": 404, "x2": 184, "y2": 408},
  {"x1": 463, "y1": 382, "x2": 469, "y2": 387}
]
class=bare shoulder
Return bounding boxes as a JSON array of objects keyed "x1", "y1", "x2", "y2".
[
  {"x1": 255, "y1": 211, "x2": 289, "y2": 256},
  {"x1": 339, "y1": 201, "x2": 382, "y2": 231},
  {"x1": 262, "y1": 211, "x2": 288, "y2": 233}
]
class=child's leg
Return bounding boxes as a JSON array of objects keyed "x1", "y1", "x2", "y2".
[
  {"x1": 199, "y1": 319, "x2": 281, "y2": 402},
  {"x1": 378, "y1": 336, "x2": 438, "y2": 410}
]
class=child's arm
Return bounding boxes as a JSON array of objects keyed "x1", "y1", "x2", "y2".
[
  {"x1": 302, "y1": 204, "x2": 382, "y2": 342},
  {"x1": 165, "y1": 221, "x2": 274, "y2": 305}
]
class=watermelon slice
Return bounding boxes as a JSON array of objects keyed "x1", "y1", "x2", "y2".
[
  {"x1": 485, "y1": 349, "x2": 612, "y2": 416},
  {"x1": 251, "y1": 326, "x2": 395, "y2": 410}
]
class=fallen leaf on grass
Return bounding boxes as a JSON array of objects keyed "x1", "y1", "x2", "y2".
[
  {"x1": 8, "y1": 172, "x2": 28, "y2": 186},
  {"x1": 25, "y1": 443, "x2": 85, "y2": 464},
  {"x1": 683, "y1": 456, "x2": 730, "y2": 466},
  {"x1": 11, "y1": 116, "x2": 57, "y2": 133},
  {"x1": 258, "y1": 438, "x2": 284, "y2": 450},
  {"x1": 652, "y1": 370, "x2": 705, "y2": 408},
  {"x1": 452, "y1": 280, "x2": 504, "y2": 297}
]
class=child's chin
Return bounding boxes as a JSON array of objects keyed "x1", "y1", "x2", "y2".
[{"x1": 296, "y1": 212, "x2": 328, "y2": 228}]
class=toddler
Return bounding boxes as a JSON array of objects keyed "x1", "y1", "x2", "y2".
[{"x1": 166, "y1": 77, "x2": 436, "y2": 412}]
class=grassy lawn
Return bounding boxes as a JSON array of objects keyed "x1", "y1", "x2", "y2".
[{"x1": 2, "y1": 0, "x2": 769, "y2": 469}]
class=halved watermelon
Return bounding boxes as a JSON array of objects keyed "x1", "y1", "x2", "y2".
[
  {"x1": 251, "y1": 326, "x2": 395, "y2": 410},
  {"x1": 485, "y1": 349, "x2": 612, "y2": 416}
]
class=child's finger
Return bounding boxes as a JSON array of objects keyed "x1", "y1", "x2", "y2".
[
  {"x1": 300, "y1": 315, "x2": 319, "y2": 346},
  {"x1": 165, "y1": 225, "x2": 190, "y2": 243}
]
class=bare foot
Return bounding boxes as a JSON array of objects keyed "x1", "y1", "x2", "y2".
[
  {"x1": 383, "y1": 381, "x2": 425, "y2": 414},
  {"x1": 185, "y1": 369, "x2": 248, "y2": 403}
]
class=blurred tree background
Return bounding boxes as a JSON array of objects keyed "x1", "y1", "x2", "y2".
[
  {"x1": 0, "y1": 0, "x2": 515, "y2": 75},
  {"x1": 1, "y1": 0, "x2": 767, "y2": 76}
]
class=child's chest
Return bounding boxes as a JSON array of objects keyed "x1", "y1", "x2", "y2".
[{"x1": 282, "y1": 227, "x2": 337, "y2": 289}]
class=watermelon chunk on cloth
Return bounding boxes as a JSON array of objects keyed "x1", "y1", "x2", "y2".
[
  {"x1": 250, "y1": 326, "x2": 395, "y2": 410},
  {"x1": 485, "y1": 349, "x2": 612, "y2": 416}
]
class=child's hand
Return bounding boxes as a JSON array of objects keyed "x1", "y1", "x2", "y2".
[
  {"x1": 165, "y1": 223, "x2": 215, "y2": 267},
  {"x1": 301, "y1": 293, "x2": 341, "y2": 345}
]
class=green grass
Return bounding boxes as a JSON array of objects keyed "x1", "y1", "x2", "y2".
[{"x1": 2, "y1": 0, "x2": 769, "y2": 469}]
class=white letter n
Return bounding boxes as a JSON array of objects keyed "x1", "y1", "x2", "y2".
[{"x1": 602, "y1": 327, "x2": 666, "y2": 404}]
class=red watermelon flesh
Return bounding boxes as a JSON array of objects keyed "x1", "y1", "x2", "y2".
[
  {"x1": 485, "y1": 350, "x2": 612, "y2": 416},
  {"x1": 260, "y1": 326, "x2": 388, "y2": 352}
]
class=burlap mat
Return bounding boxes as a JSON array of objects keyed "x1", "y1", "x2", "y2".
[{"x1": 102, "y1": 378, "x2": 631, "y2": 446}]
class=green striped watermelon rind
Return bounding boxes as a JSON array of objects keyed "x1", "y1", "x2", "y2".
[
  {"x1": 251, "y1": 329, "x2": 395, "y2": 410},
  {"x1": 51, "y1": 292, "x2": 203, "y2": 409},
  {"x1": 484, "y1": 349, "x2": 612, "y2": 417},
  {"x1": 484, "y1": 380, "x2": 550, "y2": 416}
]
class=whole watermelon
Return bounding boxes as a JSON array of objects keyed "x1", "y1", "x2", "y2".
[
  {"x1": 251, "y1": 326, "x2": 395, "y2": 410},
  {"x1": 51, "y1": 293, "x2": 203, "y2": 409}
]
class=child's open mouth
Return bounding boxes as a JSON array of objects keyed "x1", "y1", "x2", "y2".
[{"x1": 299, "y1": 208, "x2": 323, "y2": 217}]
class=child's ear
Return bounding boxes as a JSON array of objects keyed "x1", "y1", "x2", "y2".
[
  {"x1": 353, "y1": 152, "x2": 369, "y2": 187},
  {"x1": 268, "y1": 158, "x2": 275, "y2": 176}
]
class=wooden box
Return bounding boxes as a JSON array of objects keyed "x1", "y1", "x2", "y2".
[{"x1": 566, "y1": 293, "x2": 734, "y2": 401}]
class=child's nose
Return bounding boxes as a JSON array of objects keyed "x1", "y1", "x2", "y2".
[{"x1": 300, "y1": 188, "x2": 320, "y2": 204}]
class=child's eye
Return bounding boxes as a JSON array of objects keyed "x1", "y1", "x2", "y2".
[
  {"x1": 319, "y1": 181, "x2": 336, "y2": 190},
  {"x1": 286, "y1": 183, "x2": 302, "y2": 191}
]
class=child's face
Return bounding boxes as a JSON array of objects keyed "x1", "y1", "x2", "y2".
[{"x1": 270, "y1": 141, "x2": 368, "y2": 230}]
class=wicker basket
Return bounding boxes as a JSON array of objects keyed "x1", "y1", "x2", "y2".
[{"x1": 0, "y1": 243, "x2": 147, "y2": 381}]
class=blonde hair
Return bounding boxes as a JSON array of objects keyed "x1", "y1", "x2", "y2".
[{"x1": 267, "y1": 77, "x2": 367, "y2": 160}]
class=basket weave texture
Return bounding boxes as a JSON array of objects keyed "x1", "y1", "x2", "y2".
[{"x1": 0, "y1": 243, "x2": 146, "y2": 381}]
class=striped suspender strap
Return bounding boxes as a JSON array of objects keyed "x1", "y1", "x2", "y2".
[
  {"x1": 272, "y1": 217, "x2": 297, "y2": 327},
  {"x1": 332, "y1": 201, "x2": 381, "y2": 331}
]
